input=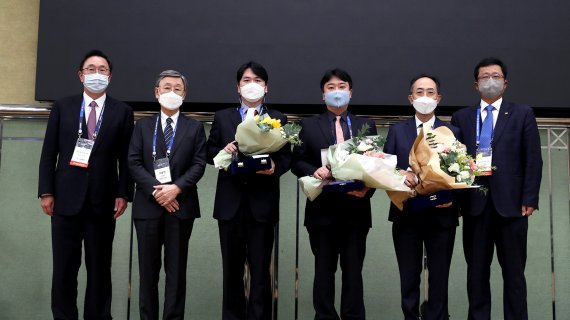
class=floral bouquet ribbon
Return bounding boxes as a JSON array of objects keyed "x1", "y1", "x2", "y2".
[
  {"x1": 299, "y1": 130, "x2": 409, "y2": 201},
  {"x1": 213, "y1": 115, "x2": 301, "y2": 170},
  {"x1": 386, "y1": 126, "x2": 480, "y2": 210}
]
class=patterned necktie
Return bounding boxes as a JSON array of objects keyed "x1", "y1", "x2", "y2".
[
  {"x1": 164, "y1": 117, "x2": 174, "y2": 147},
  {"x1": 335, "y1": 115, "x2": 344, "y2": 143},
  {"x1": 87, "y1": 101, "x2": 97, "y2": 139},
  {"x1": 479, "y1": 105, "x2": 495, "y2": 149}
]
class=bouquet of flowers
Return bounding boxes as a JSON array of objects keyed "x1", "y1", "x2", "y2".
[
  {"x1": 299, "y1": 124, "x2": 410, "y2": 201},
  {"x1": 387, "y1": 126, "x2": 481, "y2": 210},
  {"x1": 213, "y1": 114, "x2": 301, "y2": 170}
]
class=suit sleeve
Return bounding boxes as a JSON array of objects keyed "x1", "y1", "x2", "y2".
[
  {"x1": 38, "y1": 101, "x2": 61, "y2": 197},
  {"x1": 128, "y1": 120, "x2": 160, "y2": 198},
  {"x1": 521, "y1": 107, "x2": 542, "y2": 209},
  {"x1": 117, "y1": 106, "x2": 135, "y2": 201},
  {"x1": 291, "y1": 118, "x2": 319, "y2": 177},
  {"x1": 383, "y1": 125, "x2": 397, "y2": 157},
  {"x1": 173, "y1": 122, "x2": 207, "y2": 192},
  {"x1": 206, "y1": 111, "x2": 223, "y2": 165}
]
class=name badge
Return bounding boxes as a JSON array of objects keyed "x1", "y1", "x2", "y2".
[
  {"x1": 320, "y1": 148, "x2": 330, "y2": 166},
  {"x1": 70, "y1": 138, "x2": 94, "y2": 168},
  {"x1": 476, "y1": 147, "x2": 493, "y2": 176},
  {"x1": 153, "y1": 157, "x2": 172, "y2": 183}
]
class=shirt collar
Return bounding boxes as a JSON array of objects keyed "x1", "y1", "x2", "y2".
[
  {"x1": 480, "y1": 97, "x2": 502, "y2": 112},
  {"x1": 240, "y1": 103, "x2": 262, "y2": 115},
  {"x1": 83, "y1": 92, "x2": 106, "y2": 108},
  {"x1": 160, "y1": 110, "x2": 180, "y2": 125},
  {"x1": 327, "y1": 110, "x2": 348, "y2": 121},
  {"x1": 414, "y1": 114, "x2": 435, "y2": 129}
]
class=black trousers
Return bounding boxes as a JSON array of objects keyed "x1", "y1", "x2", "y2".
[
  {"x1": 218, "y1": 200, "x2": 275, "y2": 320},
  {"x1": 463, "y1": 196, "x2": 528, "y2": 320},
  {"x1": 392, "y1": 219, "x2": 456, "y2": 320},
  {"x1": 51, "y1": 204, "x2": 116, "y2": 320},
  {"x1": 134, "y1": 214, "x2": 194, "y2": 320},
  {"x1": 307, "y1": 224, "x2": 369, "y2": 320}
]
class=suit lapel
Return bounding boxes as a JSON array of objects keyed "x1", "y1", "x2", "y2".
[
  {"x1": 91, "y1": 97, "x2": 115, "y2": 153},
  {"x1": 491, "y1": 101, "x2": 512, "y2": 148},
  {"x1": 317, "y1": 113, "x2": 335, "y2": 146},
  {"x1": 169, "y1": 114, "x2": 189, "y2": 159},
  {"x1": 231, "y1": 107, "x2": 242, "y2": 131},
  {"x1": 405, "y1": 118, "x2": 418, "y2": 147}
]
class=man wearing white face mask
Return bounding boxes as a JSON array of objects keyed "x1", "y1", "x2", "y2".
[
  {"x1": 128, "y1": 70, "x2": 207, "y2": 320},
  {"x1": 206, "y1": 61, "x2": 291, "y2": 320},
  {"x1": 292, "y1": 69, "x2": 376, "y2": 320},
  {"x1": 38, "y1": 50, "x2": 134, "y2": 319},
  {"x1": 451, "y1": 58, "x2": 542, "y2": 320},
  {"x1": 383, "y1": 74, "x2": 460, "y2": 320}
]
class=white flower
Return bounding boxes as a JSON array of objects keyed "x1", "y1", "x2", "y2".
[
  {"x1": 365, "y1": 138, "x2": 373, "y2": 144},
  {"x1": 448, "y1": 163, "x2": 460, "y2": 173},
  {"x1": 460, "y1": 170, "x2": 471, "y2": 180},
  {"x1": 357, "y1": 141, "x2": 373, "y2": 152},
  {"x1": 435, "y1": 144, "x2": 446, "y2": 153}
]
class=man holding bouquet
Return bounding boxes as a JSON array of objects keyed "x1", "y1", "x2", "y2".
[
  {"x1": 451, "y1": 57, "x2": 542, "y2": 320},
  {"x1": 292, "y1": 68, "x2": 376, "y2": 320},
  {"x1": 206, "y1": 61, "x2": 291, "y2": 320},
  {"x1": 384, "y1": 74, "x2": 460, "y2": 320}
]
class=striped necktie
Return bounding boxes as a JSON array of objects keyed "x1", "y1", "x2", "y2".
[{"x1": 164, "y1": 117, "x2": 174, "y2": 146}]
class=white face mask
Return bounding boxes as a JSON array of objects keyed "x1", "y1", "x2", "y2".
[
  {"x1": 478, "y1": 78, "x2": 505, "y2": 99},
  {"x1": 158, "y1": 91, "x2": 184, "y2": 110},
  {"x1": 412, "y1": 96, "x2": 438, "y2": 115},
  {"x1": 83, "y1": 73, "x2": 109, "y2": 93},
  {"x1": 240, "y1": 83, "x2": 266, "y2": 102}
]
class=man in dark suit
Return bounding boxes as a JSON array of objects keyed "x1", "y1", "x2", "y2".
[
  {"x1": 291, "y1": 69, "x2": 376, "y2": 320},
  {"x1": 38, "y1": 50, "x2": 134, "y2": 320},
  {"x1": 206, "y1": 61, "x2": 291, "y2": 320},
  {"x1": 384, "y1": 74, "x2": 459, "y2": 320},
  {"x1": 128, "y1": 70, "x2": 207, "y2": 320},
  {"x1": 451, "y1": 57, "x2": 542, "y2": 320}
]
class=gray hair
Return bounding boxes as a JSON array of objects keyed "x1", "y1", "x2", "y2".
[{"x1": 155, "y1": 70, "x2": 188, "y2": 90}]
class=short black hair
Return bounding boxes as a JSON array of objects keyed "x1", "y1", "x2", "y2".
[
  {"x1": 409, "y1": 73, "x2": 441, "y2": 93},
  {"x1": 79, "y1": 49, "x2": 113, "y2": 72},
  {"x1": 320, "y1": 68, "x2": 353, "y2": 92},
  {"x1": 236, "y1": 61, "x2": 268, "y2": 84},
  {"x1": 474, "y1": 57, "x2": 508, "y2": 80}
]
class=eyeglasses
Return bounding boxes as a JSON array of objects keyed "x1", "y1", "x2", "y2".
[
  {"x1": 82, "y1": 65, "x2": 110, "y2": 75},
  {"x1": 478, "y1": 74, "x2": 504, "y2": 81},
  {"x1": 412, "y1": 89, "x2": 438, "y2": 97}
]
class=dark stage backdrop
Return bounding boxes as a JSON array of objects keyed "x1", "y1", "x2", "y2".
[{"x1": 36, "y1": 0, "x2": 570, "y2": 110}]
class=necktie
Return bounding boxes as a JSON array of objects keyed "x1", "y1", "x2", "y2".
[
  {"x1": 164, "y1": 117, "x2": 174, "y2": 147},
  {"x1": 335, "y1": 115, "x2": 344, "y2": 143},
  {"x1": 245, "y1": 108, "x2": 258, "y2": 120},
  {"x1": 87, "y1": 101, "x2": 97, "y2": 139},
  {"x1": 479, "y1": 105, "x2": 495, "y2": 149}
]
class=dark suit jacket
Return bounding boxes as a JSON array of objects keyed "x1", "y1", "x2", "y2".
[
  {"x1": 128, "y1": 113, "x2": 207, "y2": 220},
  {"x1": 38, "y1": 94, "x2": 134, "y2": 216},
  {"x1": 451, "y1": 101, "x2": 542, "y2": 217},
  {"x1": 206, "y1": 107, "x2": 291, "y2": 223},
  {"x1": 291, "y1": 111, "x2": 376, "y2": 228},
  {"x1": 383, "y1": 117, "x2": 460, "y2": 228}
]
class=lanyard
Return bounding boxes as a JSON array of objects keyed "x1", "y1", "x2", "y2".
[
  {"x1": 475, "y1": 107, "x2": 494, "y2": 147},
  {"x1": 153, "y1": 114, "x2": 178, "y2": 159},
  {"x1": 333, "y1": 115, "x2": 353, "y2": 143},
  {"x1": 78, "y1": 100, "x2": 105, "y2": 140},
  {"x1": 239, "y1": 105, "x2": 265, "y2": 121}
]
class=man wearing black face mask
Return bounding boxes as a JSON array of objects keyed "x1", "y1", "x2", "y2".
[
  {"x1": 384, "y1": 74, "x2": 459, "y2": 320},
  {"x1": 451, "y1": 57, "x2": 542, "y2": 320},
  {"x1": 38, "y1": 49, "x2": 134, "y2": 319}
]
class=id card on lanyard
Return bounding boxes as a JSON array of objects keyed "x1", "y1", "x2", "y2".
[
  {"x1": 475, "y1": 109, "x2": 493, "y2": 176},
  {"x1": 70, "y1": 100, "x2": 104, "y2": 168},
  {"x1": 152, "y1": 114, "x2": 177, "y2": 183}
]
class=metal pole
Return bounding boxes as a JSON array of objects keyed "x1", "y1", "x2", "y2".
[
  {"x1": 295, "y1": 182, "x2": 300, "y2": 320},
  {"x1": 127, "y1": 212, "x2": 134, "y2": 320}
]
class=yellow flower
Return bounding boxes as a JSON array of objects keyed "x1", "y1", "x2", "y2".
[{"x1": 259, "y1": 117, "x2": 281, "y2": 129}]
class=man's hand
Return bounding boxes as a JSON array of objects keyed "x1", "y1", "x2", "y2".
[
  {"x1": 256, "y1": 159, "x2": 275, "y2": 175},
  {"x1": 113, "y1": 198, "x2": 128, "y2": 219},
  {"x1": 522, "y1": 205, "x2": 535, "y2": 217},
  {"x1": 400, "y1": 170, "x2": 419, "y2": 188},
  {"x1": 40, "y1": 195, "x2": 55, "y2": 216},
  {"x1": 153, "y1": 184, "x2": 182, "y2": 211},
  {"x1": 313, "y1": 166, "x2": 332, "y2": 180},
  {"x1": 223, "y1": 141, "x2": 238, "y2": 154},
  {"x1": 347, "y1": 187, "x2": 370, "y2": 198}
]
